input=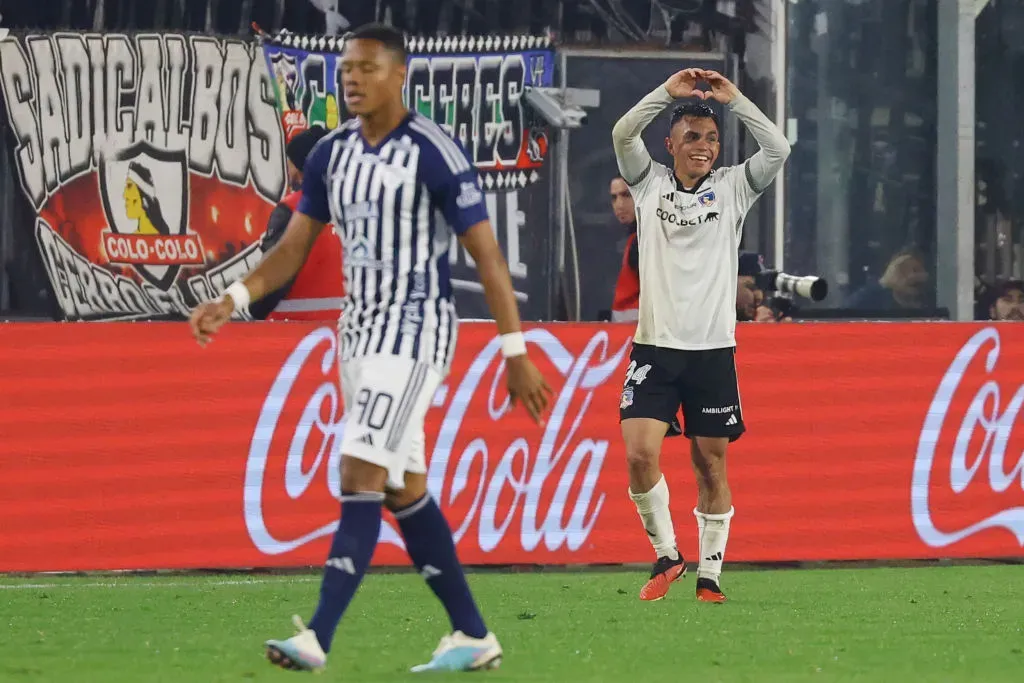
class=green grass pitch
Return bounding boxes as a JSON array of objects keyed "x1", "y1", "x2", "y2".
[{"x1": 2, "y1": 566, "x2": 1022, "y2": 682}]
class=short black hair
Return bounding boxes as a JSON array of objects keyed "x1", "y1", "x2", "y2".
[
  {"x1": 669, "y1": 103, "x2": 720, "y2": 134},
  {"x1": 346, "y1": 23, "x2": 407, "y2": 61},
  {"x1": 988, "y1": 279, "x2": 1024, "y2": 308},
  {"x1": 286, "y1": 125, "x2": 329, "y2": 169}
]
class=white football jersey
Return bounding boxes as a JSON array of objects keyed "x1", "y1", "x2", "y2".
[
  {"x1": 612, "y1": 87, "x2": 790, "y2": 351},
  {"x1": 629, "y1": 162, "x2": 759, "y2": 350}
]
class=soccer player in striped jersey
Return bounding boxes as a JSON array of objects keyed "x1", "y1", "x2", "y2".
[{"x1": 189, "y1": 23, "x2": 551, "y2": 674}]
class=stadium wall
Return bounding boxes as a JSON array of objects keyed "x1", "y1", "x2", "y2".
[{"x1": 1, "y1": 322, "x2": 1022, "y2": 573}]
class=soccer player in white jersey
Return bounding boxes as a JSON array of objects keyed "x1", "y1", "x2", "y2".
[
  {"x1": 189, "y1": 24, "x2": 551, "y2": 673},
  {"x1": 612, "y1": 68, "x2": 790, "y2": 603}
]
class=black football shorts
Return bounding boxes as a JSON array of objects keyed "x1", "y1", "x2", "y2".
[{"x1": 619, "y1": 343, "x2": 745, "y2": 441}]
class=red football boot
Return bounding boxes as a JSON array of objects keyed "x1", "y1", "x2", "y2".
[
  {"x1": 695, "y1": 577, "x2": 727, "y2": 603},
  {"x1": 639, "y1": 552, "x2": 686, "y2": 601}
]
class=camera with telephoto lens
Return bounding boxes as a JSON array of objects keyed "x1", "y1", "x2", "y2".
[{"x1": 754, "y1": 270, "x2": 829, "y2": 302}]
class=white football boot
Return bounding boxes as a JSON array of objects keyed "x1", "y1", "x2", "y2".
[
  {"x1": 265, "y1": 615, "x2": 327, "y2": 672},
  {"x1": 410, "y1": 631, "x2": 503, "y2": 672}
]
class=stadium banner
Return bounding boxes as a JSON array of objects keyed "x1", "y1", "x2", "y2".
[
  {"x1": 1, "y1": 322, "x2": 1022, "y2": 573},
  {"x1": 258, "y1": 32, "x2": 557, "y2": 319},
  {"x1": 0, "y1": 32, "x2": 287, "y2": 322},
  {"x1": 259, "y1": 32, "x2": 555, "y2": 191}
]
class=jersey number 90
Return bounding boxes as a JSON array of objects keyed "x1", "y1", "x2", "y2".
[{"x1": 353, "y1": 388, "x2": 395, "y2": 430}]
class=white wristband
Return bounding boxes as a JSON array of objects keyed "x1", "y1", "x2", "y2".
[
  {"x1": 500, "y1": 332, "x2": 527, "y2": 358},
  {"x1": 223, "y1": 281, "x2": 251, "y2": 313}
]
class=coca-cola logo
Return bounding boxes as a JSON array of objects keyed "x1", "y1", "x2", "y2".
[
  {"x1": 243, "y1": 326, "x2": 630, "y2": 556},
  {"x1": 912, "y1": 327, "x2": 1024, "y2": 547}
]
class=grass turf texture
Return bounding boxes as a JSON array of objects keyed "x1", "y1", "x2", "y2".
[{"x1": 1, "y1": 566, "x2": 1022, "y2": 682}]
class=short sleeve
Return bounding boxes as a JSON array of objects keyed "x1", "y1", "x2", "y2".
[
  {"x1": 296, "y1": 137, "x2": 334, "y2": 223},
  {"x1": 417, "y1": 127, "x2": 489, "y2": 235},
  {"x1": 429, "y1": 168, "x2": 489, "y2": 235}
]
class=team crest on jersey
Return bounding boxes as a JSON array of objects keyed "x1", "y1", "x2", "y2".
[
  {"x1": 456, "y1": 182, "x2": 483, "y2": 209},
  {"x1": 620, "y1": 387, "x2": 635, "y2": 409},
  {"x1": 698, "y1": 190, "x2": 717, "y2": 207},
  {"x1": 343, "y1": 235, "x2": 387, "y2": 271},
  {"x1": 98, "y1": 142, "x2": 204, "y2": 290}
]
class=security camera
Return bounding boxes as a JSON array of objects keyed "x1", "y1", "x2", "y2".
[{"x1": 524, "y1": 87, "x2": 599, "y2": 130}]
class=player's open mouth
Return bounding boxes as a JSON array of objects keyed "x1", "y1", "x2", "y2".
[{"x1": 690, "y1": 155, "x2": 710, "y2": 163}]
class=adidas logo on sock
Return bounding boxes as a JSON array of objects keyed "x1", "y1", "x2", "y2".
[
  {"x1": 357, "y1": 432, "x2": 375, "y2": 446},
  {"x1": 326, "y1": 556, "x2": 356, "y2": 574},
  {"x1": 420, "y1": 564, "x2": 442, "y2": 579},
  {"x1": 704, "y1": 552, "x2": 723, "y2": 562}
]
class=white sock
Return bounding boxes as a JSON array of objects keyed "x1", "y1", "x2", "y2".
[
  {"x1": 629, "y1": 476, "x2": 678, "y2": 560},
  {"x1": 694, "y1": 506, "x2": 734, "y2": 583}
]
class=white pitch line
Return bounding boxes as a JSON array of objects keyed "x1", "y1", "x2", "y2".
[{"x1": 0, "y1": 577, "x2": 321, "y2": 590}]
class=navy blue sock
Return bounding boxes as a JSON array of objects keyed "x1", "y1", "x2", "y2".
[
  {"x1": 307, "y1": 492, "x2": 383, "y2": 652},
  {"x1": 395, "y1": 494, "x2": 488, "y2": 639}
]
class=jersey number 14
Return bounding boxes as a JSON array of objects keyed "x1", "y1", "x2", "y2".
[{"x1": 623, "y1": 361, "x2": 652, "y2": 387}]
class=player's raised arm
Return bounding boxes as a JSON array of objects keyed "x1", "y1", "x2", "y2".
[
  {"x1": 188, "y1": 138, "x2": 333, "y2": 345},
  {"x1": 703, "y1": 69, "x2": 791, "y2": 193},
  {"x1": 612, "y1": 69, "x2": 705, "y2": 185}
]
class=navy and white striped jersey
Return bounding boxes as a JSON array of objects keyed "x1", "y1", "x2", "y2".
[{"x1": 297, "y1": 113, "x2": 488, "y2": 371}]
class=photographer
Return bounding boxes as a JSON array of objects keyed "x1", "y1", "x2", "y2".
[
  {"x1": 738, "y1": 251, "x2": 796, "y2": 322},
  {"x1": 739, "y1": 250, "x2": 826, "y2": 321},
  {"x1": 736, "y1": 251, "x2": 766, "y2": 321}
]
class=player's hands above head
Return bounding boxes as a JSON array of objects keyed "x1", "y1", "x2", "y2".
[
  {"x1": 505, "y1": 354, "x2": 554, "y2": 426},
  {"x1": 664, "y1": 68, "x2": 708, "y2": 100},
  {"x1": 702, "y1": 70, "x2": 740, "y2": 105},
  {"x1": 189, "y1": 298, "x2": 233, "y2": 346}
]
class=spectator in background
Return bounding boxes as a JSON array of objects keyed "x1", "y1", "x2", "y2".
[
  {"x1": 988, "y1": 279, "x2": 1024, "y2": 321},
  {"x1": 610, "y1": 176, "x2": 640, "y2": 322},
  {"x1": 249, "y1": 126, "x2": 344, "y2": 321},
  {"x1": 845, "y1": 247, "x2": 930, "y2": 312},
  {"x1": 736, "y1": 251, "x2": 765, "y2": 321}
]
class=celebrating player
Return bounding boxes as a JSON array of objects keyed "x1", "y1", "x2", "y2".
[
  {"x1": 612, "y1": 68, "x2": 790, "y2": 602},
  {"x1": 189, "y1": 23, "x2": 551, "y2": 673}
]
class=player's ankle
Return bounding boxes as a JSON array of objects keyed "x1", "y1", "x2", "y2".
[{"x1": 656, "y1": 547, "x2": 680, "y2": 561}]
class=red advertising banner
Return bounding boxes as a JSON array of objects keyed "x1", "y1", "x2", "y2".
[{"x1": 1, "y1": 322, "x2": 1022, "y2": 573}]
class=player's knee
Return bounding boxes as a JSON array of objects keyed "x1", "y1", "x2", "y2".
[
  {"x1": 625, "y1": 442, "x2": 660, "y2": 477},
  {"x1": 340, "y1": 455, "x2": 389, "y2": 493},
  {"x1": 384, "y1": 472, "x2": 428, "y2": 511}
]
